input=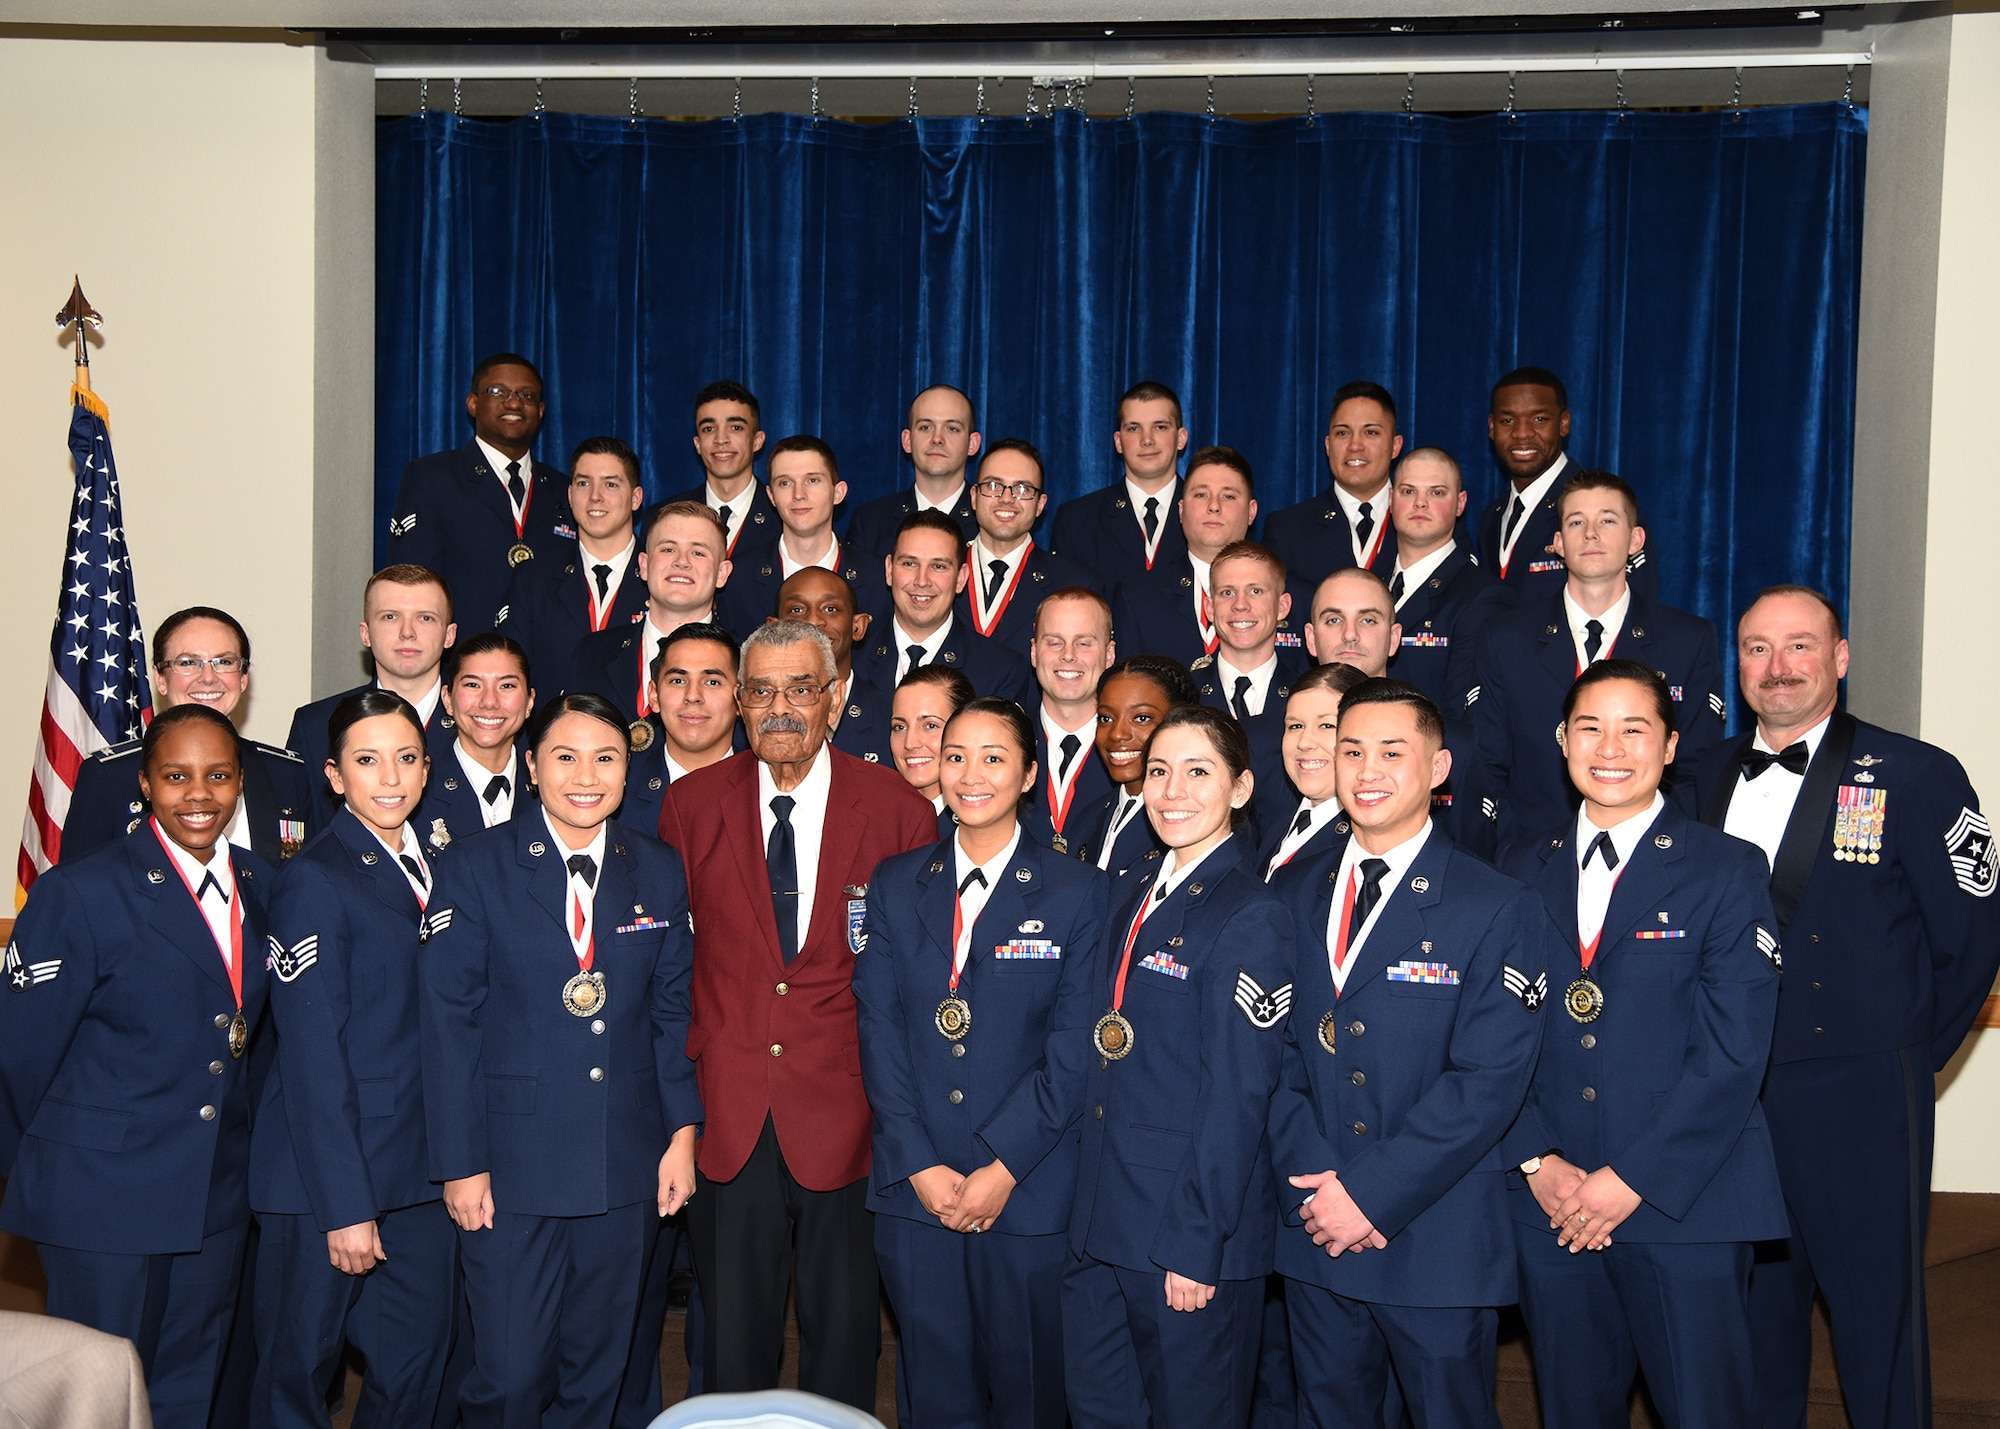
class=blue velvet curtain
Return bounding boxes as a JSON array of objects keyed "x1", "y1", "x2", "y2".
[{"x1": 376, "y1": 103, "x2": 1865, "y2": 716}]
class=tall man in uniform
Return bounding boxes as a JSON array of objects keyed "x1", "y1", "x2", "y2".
[
  {"x1": 1476, "y1": 367, "x2": 1659, "y2": 604},
  {"x1": 717, "y1": 436, "x2": 865, "y2": 638},
  {"x1": 1024, "y1": 588, "x2": 1116, "y2": 853},
  {"x1": 563, "y1": 502, "x2": 733, "y2": 723},
  {"x1": 954, "y1": 438, "x2": 1098, "y2": 664},
  {"x1": 1195, "y1": 541, "x2": 1314, "y2": 842},
  {"x1": 1382, "y1": 448, "x2": 1509, "y2": 713},
  {"x1": 843, "y1": 385, "x2": 983, "y2": 563},
  {"x1": 852, "y1": 511, "x2": 1033, "y2": 706},
  {"x1": 1269, "y1": 679, "x2": 1552, "y2": 1428},
  {"x1": 497, "y1": 436, "x2": 649, "y2": 709},
  {"x1": 1683, "y1": 586, "x2": 2000, "y2": 1429},
  {"x1": 389, "y1": 353, "x2": 572, "y2": 632},
  {"x1": 65, "y1": 606, "x2": 313, "y2": 866},
  {"x1": 1262, "y1": 381, "x2": 1404, "y2": 592},
  {"x1": 1051, "y1": 380, "x2": 1190, "y2": 588},
  {"x1": 662, "y1": 381, "x2": 780, "y2": 565},
  {"x1": 286, "y1": 565, "x2": 462, "y2": 804},
  {"x1": 657, "y1": 620, "x2": 937, "y2": 1408},
  {"x1": 777, "y1": 569, "x2": 893, "y2": 767},
  {"x1": 1468, "y1": 472, "x2": 1721, "y2": 847}
]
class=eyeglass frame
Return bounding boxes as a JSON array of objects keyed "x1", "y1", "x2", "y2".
[
  {"x1": 155, "y1": 654, "x2": 249, "y2": 676},
  {"x1": 738, "y1": 678, "x2": 834, "y2": 709},
  {"x1": 476, "y1": 384, "x2": 544, "y2": 405},
  {"x1": 973, "y1": 477, "x2": 1045, "y2": 502}
]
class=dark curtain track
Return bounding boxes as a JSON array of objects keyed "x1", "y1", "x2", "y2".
[{"x1": 375, "y1": 103, "x2": 1866, "y2": 721}]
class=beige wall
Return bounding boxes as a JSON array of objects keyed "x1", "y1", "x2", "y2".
[
  {"x1": 1921, "y1": 8, "x2": 2000, "y2": 1193},
  {"x1": 0, "y1": 34, "x2": 373, "y2": 849}
]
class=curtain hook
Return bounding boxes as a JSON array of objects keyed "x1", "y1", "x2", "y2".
[
  {"x1": 732, "y1": 78, "x2": 743, "y2": 123},
  {"x1": 908, "y1": 77, "x2": 919, "y2": 119},
  {"x1": 1731, "y1": 65, "x2": 1744, "y2": 119},
  {"x1": 418, "y1": 77, "x2": 429, "y2": 114},
  {"x1": 1305, "y1": 74, "x2": 1316, "y2": 126},
  {"x1": 1842, "y1": 63, "x2": 1855, "y2": 110},
  {"x1": 1205, "y1": 75, "x2": 1216, "y2": 121},
  {"x1": 533, "y1": 78, "x2": 545, "y2": 120},
  {"x1": 1403, "y1": 73, "x2": 1415, "y2": 123},
  {"x1": 627, "y1": 77, "x2": 641, "y2": 127},
  {"x1": 1504, "y1": 72, "x2": 1518, "y2": 123},
  {"x1": 810, "y1": 76, "x2": 822, "y2": 124},
  {"x1": 976, "y1": 76, "x2": 988, "y2": 122},
  {"x1": 452, "y1": 76, "x2": 463, "y2": 117},
  {"x1": 1615, "y1": 68, "x2": 1628, "y2": 120},
  {"x1": 1125, "y1": 76, "x2": 1136, "y2": 120},
  {"x1": 1027, "y1": 82, "x2": 1039, "y2": 122}
]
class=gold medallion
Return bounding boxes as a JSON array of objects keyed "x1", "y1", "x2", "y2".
[
  {"x1": 562, "y1": 970, "x2": 606, "y2": 1017},
  {"x1": 228, "y1": 1011, "x2": 248, "y2": 1059},
  {"x1": 1051, "y1": 832, "x2": 1069, "y2": 854},
  {"x1": 1093, "y1": 1009, "x2": 1134, "y2": 1060},
  {"x1": 1316, "y1": 1009, "x2": 1339, "y2": 1055},
  {"x1": 628, "y1": 719, "x2": 656, "y2": 753},
  {"x1": 1564, "y1": 977, "x2": 1605, "y2": 1024},
  {"x1": 935, "y1": 995, "x2": 971, "y2": 1041},
  {"x1": 508, "y1": 542, "x2": 534, "y2": 566}
]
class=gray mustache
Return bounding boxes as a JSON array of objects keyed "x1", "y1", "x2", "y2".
[{"x1": 758, "y1": 714, "x2": 807, "y2": 736}]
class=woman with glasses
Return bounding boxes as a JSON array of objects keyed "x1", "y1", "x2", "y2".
[
  {"x1": 857, "y1": 697, "x2": 1109, "y2": 1427},
  {"x1": 419, "y1": 691, "x2": 701, "y2": 1425},
  {"x1": 891, "y1": 664, "x2": 977, "y2": 840}
]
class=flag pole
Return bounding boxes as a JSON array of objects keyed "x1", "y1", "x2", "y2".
[{"x1": 56, "y1": 277, "x2": 106, "y2": 419}]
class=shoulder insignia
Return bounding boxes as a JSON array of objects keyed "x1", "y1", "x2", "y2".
[
  {"x1": 1755, "y1": 926, "x2": 1782, "y2": 969},
  {"x1": 1233, "y1": 970, "x2": 1292, "y2": 1029},
  {"x1": 1483, "y1": 798, "x2": 1499, "y2": 821},
  {"x1": 1628, "y1": 550, "x2": 1649, "y2": 570},
  {"x1": 265, "y1": 933, "x2": 320, "y2": 983},
  {"x1": 1502, "y1": 966, "x2": 1546, "y2": 1011},
  {"x1": 1465, "y1": 685, "x2": 1481, "y2": 707},
  {"x1": 495, "y1": 605, "x2": 510, "y2": 625},
  {"x1": 418, "y1": 907, "x2": 455, "y2": 943},
  {"x1": 1467, "y1": 553, "x2": 1481, "y2": 567},
  {"x1": 389, "y1": 513, "x2": 417, "y2": 537},
  {"x1": 1709, "y1": 692, "x2": 1726, "y2": 719},
  {"x1": 5, "y1": 942, "x2": 61, "y2": 992},
  {"x1": 95, "y1": 738, "x2": 143, "y2": 762},
  {"x1": 1946, "y1": 808, "x2": 1997, "y2": 897}
]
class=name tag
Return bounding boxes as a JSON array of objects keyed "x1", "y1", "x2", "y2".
[
  {"x1": 995, "y1": 939, "x2": 1061, "y2": 960},
  {"x1": 1138, "y1": 951, "x2": 1190, "y2": 980},
  {"x1": 1386, "y1": 960, "x2": 1460, "y2": 985}
]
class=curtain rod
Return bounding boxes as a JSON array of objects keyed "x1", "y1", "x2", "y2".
[{"x1": 373, "y1": 51, "x2": 1871, "y2": 82}]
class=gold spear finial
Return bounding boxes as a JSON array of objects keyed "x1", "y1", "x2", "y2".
[{"x1": 57, "y1": 278, "x2": 102, "y2": 370}]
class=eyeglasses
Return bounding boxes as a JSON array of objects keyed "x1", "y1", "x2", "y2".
[
  {"x1": 740, "y1": 680, "x2": 831, "y2": 709},
  {"x1": 158, "y1": 655, "x2": 246, "y2": 676},
  {"x1": 975, "y1": 478, "x2": 1044, "y2": 502},
  {"x1": 477, "y1": 384, "x2": 543, "y2": 404}
]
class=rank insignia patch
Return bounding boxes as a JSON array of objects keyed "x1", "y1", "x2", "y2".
[
  {"x1": 418, "y1": 908, "x2": 455, "y2": 943},
  {"x1": 4, "y1": 942, "x2": 60, "y2": 992},
  {"x1": 1234, "y1": 971, "x2": 1291, "y2": 1028},
  {"x1": 265, "y1": 934, "x2": 319, "y2": 982},
  {"x1": 1946, "y1": 807, "x2": 1997, "y2": 897},
  {"x1": 1755, "y1": 926, "x2": 1782, "y2": 969},
  {"x1": 1502, "y1": 966, "x2": 1547, "y2": 1011}
]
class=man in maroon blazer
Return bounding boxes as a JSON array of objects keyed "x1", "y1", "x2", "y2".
[{"x1": 658, "y1": 617, "x2": 936, "y2": 1409}]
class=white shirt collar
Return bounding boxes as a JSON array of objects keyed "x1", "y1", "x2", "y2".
[
  {"x1": 1391, "y1": 538, "x2": 1457, "y2": 606},
  {"x1": 1214, "y1": 650, "x2": 1280, "y2": 717},
  {"x1": 1752, "y1": 713, "x2": 1833, "y2": 759},
  {"x1": 915, "y1": 482, "x2": 965, "y2": 515},
  {"x1": 758, "y1": 744, "x2": 833, "y2": 818},
  {"x1": 453, "y1": 740, "x2": 516, "y2": 826},
  {"x1": 156, "y1": 822, "x2": 234, "y2": 896},
  {"x1": 1499, "y1": 452, "x2": 1569, "y2": 564},
  {"x1": 1150, "y1": 834, "x2": 1234, "y2": 907},
  {"x1": 1574, "y1": 792, "x2": 1666, "y2": 871},
  {"x1": 381, "y1": 678, "x2": 442, "y2": 727},
  {"x1": 475, "y1": 439, "x2": 533, "y2": 508},
  {"x1": 971, "y1": 533, "x2": 1030, "y2": 586},
  {"x1": 1332, "y1": 480, "x2": 1391, "y2": 529},
  {"x1": 368, "y1": 821, "x2": 432, "y2": 896},
  {"x1": 541, "y1": 811, "x2": 609, "y2": 879},
  {"x1": 1124, "y1": 476, "x2": 1177, "y2": 561},
  {"x1": 954, "y1": 824, "x2": 1023, "y2": 894},
  {"x1": 892, "y1": 614, "x2": 954, "y2": 670},
  {"x1": 779, "y1": 532, "x2": 840, "y2": 578},
  {"x1": 1562, "y1": 585, "x2": 1632, "y2": 669}
]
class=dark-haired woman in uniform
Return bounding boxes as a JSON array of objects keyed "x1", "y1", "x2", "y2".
[
  {"x1": 1500, "y1": 659, "x2": 1786, "y2": 1426},
  {"x1": 422, "y1": 633, "x2": 534, "y2": 853},
  {"x1": 891, "y1": 664, "x2": 975, "y2": 841},
  {"x1": 857, "y1": 697, "x2": 1109, "y2": 1426},
  {"x1": 249, "y1": 689, "x2": 459, "y2": 1426},
  {"x1": 0, "y1": 704, "x2": 272, "y2": 1429},
  {"x1": 1078, "y1": 654, "x2": 1200, "y2": 879},
  {"x1": 419, "y1": 691, "x2": 702, "y2": 1427},
  {"x1": 1063, "y1": 704, "x2": 1298, "y2": 1429}
]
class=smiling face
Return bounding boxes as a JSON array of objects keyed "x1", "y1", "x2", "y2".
[
  {"x1": 1282, "y1": 685, "x2": 1345, "y2": 804},
  {"x1": 467, "y1": 362, "x2": 544, "y2": 458},
  {"x1": 360, "y1": 580, "x2": 456, "y2": 685},
  {"x1": 767, "y1": 448, "x2": 847, "y2": 542},
  {"x1": 1560, "y1": 677, "x2": 1677, "y2": 822},
  {"x1": 1211, "y1": 553, "x2": 1291, "y2": 662},
  {"x1": 1095, "y1": 672, "x2": 1171, "y2": 793},
  {"x1": 445, "y1": 651, "x2": 532, "y2": 754},
  {"x1": 1335, "y1": 698, "x2": 1449, "y2": 852},
  {"x1": 1305, "y1": 571, "x2": 1399, "y2": 677},
  {"x1": 327, "y1": 712, "x2": 430, "y2": 840},
  {"x1": 138, "y1": 719, "x2": 242, "y2": 858},
  {"x1": 886, "y1": 526, "x2": 969, "y2": 639},
  {"x1": 1488, "y1": 382, "x2": 1570, "y2": 484},
  {"x1": 1143, "y1": 722, "x2": 1252, "y2": 861},
  {"x1": 692, "y1": 399, "x2": 765, "y2": 489},
  {"x1": 939, "y1": 709, "x2": 1037, "y2": 835},
  {"x1": 1324, "y1": 396, "x2": 1402, "y2": 500},
  {"x1": 1031, "y1": 594, "x2": 1114, "y2": 717},
  {"x1": 568, "y1": 452, "x2": 644, "y2": 547},
  {"x1": 1737, "y1": 590, "x2": 1849, "y2": 738},
  {"x1": 152, "y1": 615, "x2": 249, "y2": 718},
  {"x1": 639, "y1": 513, "x2": 730, "y2": 617},
  {"x1": 653, "y1": 637, "x2": 738, "y2": 761},
  {"x1": 776, "y1": 569, "x2": 868, "y2": 672},
  {"x1": 971, "y1": 447, "x2": 1047, "y2": 550},
  {"x1": 527, "y1": 711, "x2": 629, "y2": 846},
  {"x1": 890, "y1": 681, "x2": 958, "y2": 800},
  {"x1": 1179, "y1": 461, "x2": 1257, "y2": 563},
  {"x1": 739, "y1": 640, "x2": 833, "y2": 769}
]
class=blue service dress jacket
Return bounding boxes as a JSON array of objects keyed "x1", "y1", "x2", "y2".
[
  {"x1": 418, "y1": 816, "x2": 703, "y2": 1218},
  {"x1": 389, "y1": 440, "x2": 573, "y2": 633},
  {"x1": 285, "y1": 683, "x2": 461, "y2": 812},
  {"x1": 1473, "y1": 466, "x2": 1662, "y2": 606},
  {"x1": 1068, "y1": 837, "x2": 1299, "y2": 1286},
  {"x1": 1050, "y1": 482, "x2": 1191, "y2": 592},
  {"x1": 1267, "y1": 825, "x2": 1553, "y2": 1307},
  {"x1": 851, "y1": 615, "x2": 1035, "y2": 707},
  {"x1": 950, "y1": 542, "x2": 1103, "y2": 664},
  {"x1": 1682, "y1": 712, "x2": 2000, "y2": 1072},
  {"x1": 855, "y1": 833, "x2": 1110, "y2": 1235},
  {"x1": 1072, "y1": 790, "x2": 1163, "y2": 882},
  {"x1": 1498, "y1": 808, "x2": 1789, "y2": 1243},
  {"x1": 1259, "y1": 487, "x2": 1398, "y2": 593},
  {"x1": 250, "y1": 807, "x2": 441, "y2": 1230},
  {"x1": 0, "y1": 828, "x2": 274, "y2": 1254},
  {"x1": 1387, "y1": 544, "x2": 1512, "y2": 715},
  {"x1": 415, "y1": 742, "x2": 532, "y2": 854},
  {"x1": 1109, "y1": 554, "x2": 1311, "y2": 674},
  {"x1": 495, "y1": 550, "x2": 650, "y2": 710},
  {"x1": 64, "y1": 733, "x2": 315, "y2": 867}
]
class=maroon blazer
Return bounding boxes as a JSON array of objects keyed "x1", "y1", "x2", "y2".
[{"x1": 658, "y1": 747, "x2": 936, "y2": 1190}]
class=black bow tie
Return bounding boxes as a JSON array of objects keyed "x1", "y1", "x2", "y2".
[
  {"x1": 1738, "y1": 742, "x2": 1810, "y2": 781},
  {"x1": 566, "y1": 854, "x2": 597, "y2": 887}
]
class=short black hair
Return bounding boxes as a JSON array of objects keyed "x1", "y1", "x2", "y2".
[
  {"x1": 893, "y1": 509, "x2": 969, "y2": 564},
  {"x1": 141, "y1": 703, "x2": 239, "y2": 775},
  {"x1": 766, "y1": 433, "x2": 840, "y2": 484},
  {"x1": 1563, "y1": 657, "x2": 1678, "y2": 732},
  {"x1": 1101, "y1": 653, "x2": 1200, "y2": 709},
  {"x1": 445, "y1": 632, "x2": 531, "y2": 687},
  {"x1": 1491, "y1": 366, "x2": 1569, "y2": 413},
  {"x1": 1290, "y1": 662, "x2": 1370, "y2": 701},
  {"x1": 1336, "y1": 677, "x2": 1446, "y2": 749},
  {"x1": 152, "y1": 607, "x2": 251, "y2": 671},
  {"x1": 472, "y1": 353, "x2": 544, "y2": 392},
  {"x1": 651, "y1": 621, "x2": 742, "y2": 683},
  {"x1": 327, "y1": 688, "x2": 426, "y2": 763},
  {"x1": 946, "y1": 696, "x2": 1037, "y2": 767},
  {"x1": 523, "y1": 691, "x2": 630, "y2": 759},
  {"x1": 775, "y1": 567, "x2": 859, "y2": 620},
  {"x1": 569, "y1": 435, "x2": 642, "y2": 489},
  {"x1": 978, "y1": 437, "x2": 1045, "y2": 485},
  {"x1": 694, "y1": 380, "x2": 761, "y2": 428},
  {"x1": 1329, "y1": 380, "x2": 1398, "y2": 431},
  {"x1": 1116, "y1": 380, "x2": 1183, "y2": 431}
]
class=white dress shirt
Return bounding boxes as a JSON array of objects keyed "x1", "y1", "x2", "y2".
[
  {"x1": 758, "y1": 744, "x2": 833, "y2": 956},
  {"x1": 1722, "y1": 715, "x2": 1832, "y2": 871},
  {"x1": 370, "y1": 822, "x2": 433, "y2": 905},
  {"x1": 453, "y1": 740, "x2": 516, "y2": 828},
  {"x1": 1190, "y1": 553, "x2": 1215, "y2": 646},
  {"x1": 1214, "y1": 651, "x2": 1279, "y2": 718},
  {"x1": 1497, "y1": 451, "x2": 1569, "y2": 572},
  {"x1": 917, "y1": 483, "x2": 966, "y2": 514},
  {"x1": 1124, "y1": 476, "x2": 1177, "y2": 566},
  {"x1": 779, "y1": 533, "x2": 841, "y2": 579},
  {"x1": 544, "y1": 814, "x2": 609, "y2": 965},
  {"x1": 1574, "y1": 794, "x2": 1665, "y2": 951},
  {"x1": 1266, "y1": 798, "x2": 1332, "y2": 880},
  {"x1": 580, "y1": 537, "x2": 637, "y2": 625},
  {"x1": 158, "y1": 826, "x2": 238, "y2": 971},
  {"x1": 1563, "y1": 586, "x2": 1632, "y2": 673},
  {"x1": 1096, "y1": 788, "x2": 1147, "y2": 871},
  {"x1": 951, "y1": 826, "x2": 1022, "y2": 974},
  {"x1": 1327, "y1": 820, "x2": 1433, "y2": 993},
  {"x1": 475, "y1": 438, "x2": 535, "y2": 524},
  {"x1": 892, "y1": 615, "x2": 955, "y2": 683},
  {"x1": 705, "y1": 483, "x2": 754, "y2": 552},
  {"x1": 1333, "y1": 480, "x2": 1392, "y2": 568},
  {"x1": 391, "y1": 678, "x2": 443, "y2": 729},
  {"x1": 1389, "y1": 539, "x2": 1457, "y2": 611},
  {"x1": 969, "y1": 535, "x2": 1031, "y2": 625}
]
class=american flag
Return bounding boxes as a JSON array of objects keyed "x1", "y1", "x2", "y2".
[{"x1": 15, "y1": 395, "x2": 152, "y2": 905}]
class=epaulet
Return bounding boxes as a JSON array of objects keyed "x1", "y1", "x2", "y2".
[
  {"x1": 247, "y1": 740, "x2": 305, "y2": 763},
  {"x1": 94, "y1": 738, "x2": 143, "y2": 762},
  {"x1": 1190, "y1": 654, "x2": 1215, "y2": 671}
]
